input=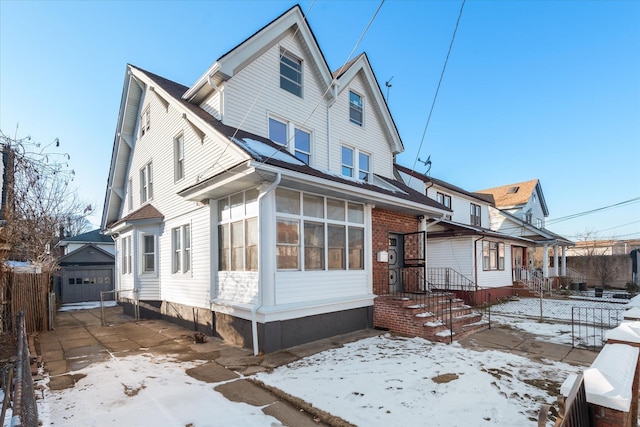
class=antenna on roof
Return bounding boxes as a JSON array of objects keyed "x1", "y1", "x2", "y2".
[
  {"x1": 385, "y1": 77, "x2": 393, "y2": 102},
  {"x1": 418, "y1": 155, "x2": 432, "y2": 176}
]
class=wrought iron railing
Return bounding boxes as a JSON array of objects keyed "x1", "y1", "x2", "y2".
[
  {"x1": 388, "y1": 267, "x2": 492, "y2": 339},
  {"x1": 538, "y1": 372, "x2": 590, "y2": 427}
]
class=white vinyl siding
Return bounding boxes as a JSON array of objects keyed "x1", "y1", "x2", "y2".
[{"x1": 216, "y1": 36, "x2": 329, "y2": 170}]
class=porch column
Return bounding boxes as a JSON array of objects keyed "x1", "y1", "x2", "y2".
[
  {"x1": 561, "y1": 246, "x2": 567, "y2": 276},
  {"x1": 543, "y1": 243, "x2": 549, "y2": 278},
  {"x1": 553, "y1": 245, "x2": 559, "y2": 277}
]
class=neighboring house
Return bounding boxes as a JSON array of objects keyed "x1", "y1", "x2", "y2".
[
  {"x1": 101, "y1": 6, "x2": 452, "y2": 353},
  {"x1": 476, "y1": 179, "x2": 575, "y2": 282},
  {"x1": 396, "y1": 165, "x2": 539, "y2": 300},
  {"x1": 56, "y1": 229, "x2": 115, "y2": 303}
]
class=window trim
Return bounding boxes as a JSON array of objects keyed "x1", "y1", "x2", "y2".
[
  {"x1": 349, "y1": 90, "x2": 364, "y2": 126},
  {"x1": 279, "y1": 49, "x2": 302, "y2": 97},
  {"x1": 482, "y1": 241, "x2": 505, "y2": 271},
  {"x1": 121, "y1": 236, "x2": 132, "y2": 275},
  {"x1": 172, "y1": 224, "x2": 191, "y2": 274},
  {"x1": 218, "y1": 190, "x2": 259, "y2": 272},
  {"x1": 268, "y1": 116, "x2": 312, "y2": 165},
  {"x1": 275, "y1": 188, "x2": 365, "y2": 272},
  {"x1": 139, "y1": 105, "x2": 150, "y2": 138},
  {"x1": 470, "y1": 203, "x2": 481, "y2": 226},
  {"x1": 174, "y1": 133, "x2": 185, "y2": 182},
  {"x1": 141, "y1": 233, "x2": 156, "y2": 274},
  {"x1": 140, "y1": 162, "x2": 153, "y2": 203},
  {"x1": 341, "y1": 145, "x2": 371, "y2": 182}
]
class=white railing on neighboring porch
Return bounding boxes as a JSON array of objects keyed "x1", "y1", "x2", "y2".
[{"x1": 512, "y1": 267, "x2": 552, "y2": 294}]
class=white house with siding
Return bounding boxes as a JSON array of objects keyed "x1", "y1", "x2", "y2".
[{"x1": 101, "y1": 5, "x2": 449, "y2": 353}]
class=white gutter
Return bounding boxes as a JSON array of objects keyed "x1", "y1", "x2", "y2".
[{"x1": 251, "y1": 173, "x2": 281, "y2": 356}]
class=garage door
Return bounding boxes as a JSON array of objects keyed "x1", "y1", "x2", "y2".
[{"x1": 62, "y1": 268, "x2": 114, "y2": 303}]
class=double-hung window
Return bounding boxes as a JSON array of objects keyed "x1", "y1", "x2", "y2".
[
  {"x1": 276, "y1": 188, "x2": 365, "y2": 271},
  {"x1": 280, "y1": 49, "x2": 302, "y2": 97},
  {"x1": 482, "y1": 241, "x2": 505, "y2": 271},
  {"x1": 140, "y1": 162, "x2": 153, "y2": 203},
  {"x1": 174, "y1": 134, "x2": 184, "y2": 182},
  {"x1": 341, "y1": 146, "x2": 371, "y2": 182},
  {"x1": 268, "y1": 117, "x2": 312, "y2": 164},
  {"x1": 172, "y1": 224, "x2": 191, "y2": 274},
  {"x1": 349, "y1": 91, "x2": 363, "y2": 126},
  {"x1": 142, "y1": 234, "x2": 156, "y2": 273},
  {"x1": 139, "y1": 105, "x2": 150, "y2": 138},
  {"x1": 121, "y1": 236, "x2": 132, "y2": 274},
  {"x1": 470, "y1": 203, "x2": 481, "y2": 226},
  {"x1": 437, "y1": 192, "x2": 451, "y2": 209}
]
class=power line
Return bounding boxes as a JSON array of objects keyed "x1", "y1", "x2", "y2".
[
  {"x1": 546, "y1": 197, "x2": 640, "y2": 225},
  {"x1": 408, "y1": 0, "x2": 466, "y2": 187}
]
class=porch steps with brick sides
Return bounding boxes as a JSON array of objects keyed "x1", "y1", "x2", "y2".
[{"x1": 373, "y1": 293, "x2": 489, "y2": 343}]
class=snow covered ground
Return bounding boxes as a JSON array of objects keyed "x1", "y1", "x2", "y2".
[{"x1": 2, "y1": 298, "x2": 622, "y2": 426}]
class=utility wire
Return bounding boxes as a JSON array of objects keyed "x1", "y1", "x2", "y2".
[
  {"x1": 408, "y1": 0, "x2": 466, "y2": 188},
  {"x1": 546, "y1": 197, "x2": 640, "y2": 225}
]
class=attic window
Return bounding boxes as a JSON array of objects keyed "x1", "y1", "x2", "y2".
[
  {"x1": 349, "y1": 91, "x2": 363, "y2": 126},
  {"x1": 280, "y1": 50, "x2": 302, "y2": 97},
  {"x1": 507, "y1": 186, "x2": 519, "y2": 194}
]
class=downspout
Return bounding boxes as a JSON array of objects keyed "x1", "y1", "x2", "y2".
[
  {"x1": 251, "y1": 173, "x2": 281, "y2": 356},
  {"x1": 473, "y1": 235, "x2": 486, "y2": 290},
  {"x1": 207, "y1": 75, "x2": 224, "y2": 121}
]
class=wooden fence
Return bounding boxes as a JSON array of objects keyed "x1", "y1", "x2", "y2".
[{"x1": 0, "y1": 270, "x2": 50, "y2": 333}]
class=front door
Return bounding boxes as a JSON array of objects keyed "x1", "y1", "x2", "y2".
[{"x1": 388, "y1": 233, "x2": 403, "y2": 293}]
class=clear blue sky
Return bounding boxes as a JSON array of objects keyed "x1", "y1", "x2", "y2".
[{"x1": 1, "y1": 0, "x2": 638, "y2": 241}]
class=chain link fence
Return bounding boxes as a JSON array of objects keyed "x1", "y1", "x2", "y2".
[
  {"x1": 1, "y1": 311, "x2": 38, "y2": 427},
  {"x1": 490, "y1": 289, "x2": 629, "y2": 349}
]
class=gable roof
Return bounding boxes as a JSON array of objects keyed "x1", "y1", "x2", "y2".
[
  {"x1": 59, "y1": 243, "x2": 115, "y2": 265},
  {"x1": 108, "y1": 203, "x2": 164, "y2": 231},
  {"x1": 476, "y1": 179, "x2": 539, "y2": 207},
  {"x1": 57, "y1": 229, "x2": 113, "y2": 246},
  {"x1": 395, "y1": 164, "x2": 495, "y2": 205},
  {"x1": 493, "y1": 208, "x2": 573, "y2": 245}
]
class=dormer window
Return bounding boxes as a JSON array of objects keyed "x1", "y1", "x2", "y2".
[
  {"x1": 358, "y1": 152, "x2": 370, "y2": 180},
  {"x1": 437, "y1": 192, "x2": 451, "y2": 208},
  {"x1": 280, "y1": 50, "x2": 302, "y2": 97},
  {"x1": 268, "y1": 117, "x2": 312, "y2": 164},
  {"x1": 341, "y1": 145, "x2": 370, "y2": 182},
  {"x1": 349, "y1": 91, "x2": 363, "y2": 126}
]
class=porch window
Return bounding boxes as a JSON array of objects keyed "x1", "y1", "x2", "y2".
[
  {"x1": 218, "y1": 190, "x2": 258, "y2": 271},
  {"x1": 348, "y1": 227, "x2": 364, "y2": 270},
  {"x1": 304, "y1": 221, "x2": 325, "y2": 270},
  {"x1": 277, "y1": 219, "x2": 300, "y2": 270},
  {"x1": 276, "y1": 189, "x2": 365, "y2": 271},
  {"x1": 482, "y1": 241, "x2": 505, "y2": 271},
  {"x1": 328, "y1": 225, "x2": 345, "y2": 270}
]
